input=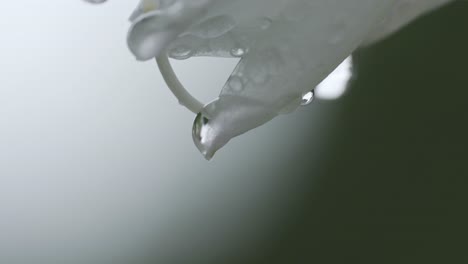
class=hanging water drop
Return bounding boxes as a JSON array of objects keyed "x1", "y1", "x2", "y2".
[
  {"x1": 301, "y1": 90, "x2": 315, "y2": 106},
  {"x1": 192, "y1": 112, "x2": 217, "y2": 160}
]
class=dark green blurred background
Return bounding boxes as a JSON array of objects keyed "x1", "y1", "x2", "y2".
[{"x1": 245, "y1": 2, "x2": 468, "y2": 263}]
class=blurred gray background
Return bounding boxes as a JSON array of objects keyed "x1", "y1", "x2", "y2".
[{"x1": 0, "y1": 1, "x2": 467, "y2": 264}]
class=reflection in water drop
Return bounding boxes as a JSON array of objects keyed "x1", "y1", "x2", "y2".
[
  {"x1": 192, "y1": 112, "x2": 217, "y2": 160},
  {"x1": 192, "y1": 96, "x2": 277, "y2": 160},
  {"x1": 301, "y1": 91, "x2": 314, "y2": 106}
]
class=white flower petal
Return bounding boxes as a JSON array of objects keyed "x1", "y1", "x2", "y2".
[
  {"x1": 193, "y1": 0, "x2": 397, "y2": 159},
  {"x1": 127, "y1": 0, "x2": 213, "y2": 61},
  {"x1": 128, "y1": 0, "x2": 291, "y2": 60},
  {"x1": 193, "y1": 96, "x2": 277, "y2": 160},
  {"x1": 83, "y1": 0, "x2": 455, "y2": 159},
  {"x1": 167, "y1": 28, "x2": 252, "y2": 59},
  {"x1": 129, "y1": 0, "x2": 176, "y2": 22}
]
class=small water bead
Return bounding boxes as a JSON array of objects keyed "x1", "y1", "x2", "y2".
[
  {"x1": 227, "y1": 76, "x2": 244, "y2": 92},
  {"x1": 169, "y1": 45, "x2": 193, "y2": 60},
  {"x1": 301, "y1": 91, "x2": 315, "y2": 106},
  {"x1": 230, "y1": 47, "x2": 246, "y2": 57}
]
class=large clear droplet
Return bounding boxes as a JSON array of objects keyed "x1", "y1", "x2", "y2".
[
  {"x1": 192, "y1": 112, "x2": 217, "y2": 160},
  {"x1": 192, "y1": 96, "x2": 277, "y2": 160}
]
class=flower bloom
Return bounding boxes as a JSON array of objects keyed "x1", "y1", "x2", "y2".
[{"x1": 84, "y1": 0, "x2": 453, "y2": 159}]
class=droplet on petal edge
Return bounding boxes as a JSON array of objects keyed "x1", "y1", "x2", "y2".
[
  {"x1": 192, "y1": 96, "x2": 277, "y2": 160},
  {"x1": 169, "y1": 45, "x2": 193, "y2": 60},
  {"x1": 192, "y1": 112, "x2": 217, "y2": 160},
  {"x1": 230, "y1": 47, "x2": 246, "y2": 57},
  {"x1": 301, "y1": 90, "x2": 314, "y2": 106}
]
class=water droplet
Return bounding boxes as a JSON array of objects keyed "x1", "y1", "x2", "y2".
[
  {"x1": 227, "y1": 76, "x2": 244, "y2": 92},
  {"x1": 192, "y1": 112, "x2": 216, "y2": 160},
  {"x1": 169, "y1": 45, "x2": 193, "y2": 60},
  {"x1": 301, "y1": 91, "x2": 315, "y2": 106},
  {"x1": 230, "y1": 47, "x2": 246, "y2": 57}
]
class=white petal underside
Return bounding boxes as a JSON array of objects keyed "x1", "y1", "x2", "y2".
[
  {"x1": 93, "y1": 0, "x2": 455, "y2": 159},
  {"x1": 187, "y1": 0, "x2": 398, "y2": 158}
]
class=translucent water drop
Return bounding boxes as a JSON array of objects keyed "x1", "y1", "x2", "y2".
[
  {"x1": 301, "y1": 91, "x2": 315, "y2": 106},
  {"x1": 230, "y1": 47, "x2": 246, "y2": 57},
  {"x1": 169, "y1": 45, "x2": 193, "y2": 60},
  {"x1": 227, "y1": 76, "x2": 244, "y2": 92},
  {"x1": 192, "y1": 96, "x2": 277, "y2": 160},
  {"x1": 192, "y1": 112, "x2": 217, "y2": 160}
]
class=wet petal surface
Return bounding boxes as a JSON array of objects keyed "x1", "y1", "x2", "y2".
[{"x1": 85, "y1": 0, "x2": 455, "y2": 159}]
